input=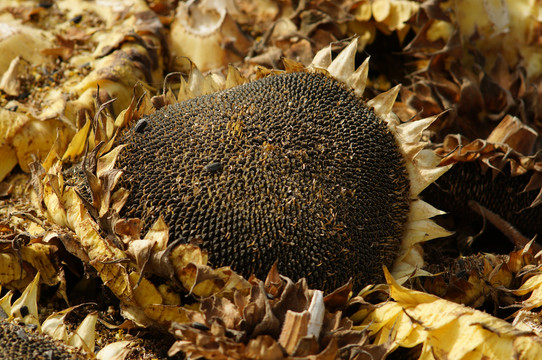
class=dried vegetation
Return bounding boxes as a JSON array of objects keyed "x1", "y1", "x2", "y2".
[{"x1": 1, "y1": 0, "x2": 542, "y2": 359}]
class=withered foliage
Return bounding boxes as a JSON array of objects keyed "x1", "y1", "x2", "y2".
[
  {"x1": 401, "y1": 0, "x2": 542, "y2": 140},
  {"x1": 0, "y1": 0, "x2": 165, "y2": 181},
  {"x1": 2, "y1": 0, "x2": 542, "y2": 359},
  {"x1": 397, "y1": 2, "x2": 542, "y2": 312},
  {"x1": 169, "y1": 265, "x2": 388, "y2": 360},
  {"x1": 417, "y1": 245, "x2": 539, "y2": 310},
  {"x1": 422, "y1": 115, "x2": 542, "y2": 246}
]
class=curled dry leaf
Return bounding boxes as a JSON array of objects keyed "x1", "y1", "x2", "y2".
[
  {"x1": 169, "y1": 0, "x2": 252, "y2": 72},
  {"x1": 433, "y1": 115, "x2": 542, "y2": 206},
  {"x1": 415, "y1": 245, "x2": 540, "y2": 310},
  {"x1": 402, "y1": 0, "x2": 542, "y2": 138},
  {"x1": 513, "y1": 266, "x2": 542, "y2": 314},
  {"x1": 349, "y1": 0, "x2": 420, "y2": 47},
  {"x1": 0, "y1": 178, "x2": 63, "y2": 291},
  {"x1": 358, "y1": 268, "x2": 542, "y2": 360},
  {"x1": 169, "y1": 265, "x2": 388, "y2": 359},
  {"x1": 513, "y1": 311, "x2": 542, "y2": 337},
  {"x1": 0, "y1": 272, "x2": 132, "y2": 359},
  {"x1": 0, "y1": 56, "x2": 29, "y2": 96}
]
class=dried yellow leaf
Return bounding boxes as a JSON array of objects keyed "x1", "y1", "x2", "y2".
[
  {"x1": 383, "y1": 1, "x2": 419, "y2": 31},
  {"x1": 11, "y1": 272, "x2": 40, "y2": 327},
  {"x1": 372, "y1": 0, "x2": 391, "y2": 22},
  {"x1": 360, "y1": 268, "x2": 542, "y2": 360},
  {"x1": 129, "y1": 272, "x2": 163, "y2": 308},
  {"x1": 19, "y1": 243, "x2": 59, "y2": 287},
  {"x1": 0, "y1": 253, "x2": 25, "y2": 286},
  {"x1": 68, "y1": 311, "x2": 97, "y2": 353},
  {"x1": 0, "y1": 20, "x2": 54, "y2": 74},
  {"x1": 515, "y1": 274, "x2": 542, "y2": 311},
  {"x1": 0, "y1": 144, "x2": 18, "y2": 182},
  {"x1": 352, "y1": 0, "x2": 372, "y2": 21},
  {"x1": 144, "y1": 304, "x2": 190, "y2": 326},
  {"x1": 61, "y1": 118, "x2": 92, "y2": 163},
  {"x1": 12, "y1": 120, "x2": 72, "y2": 173}
]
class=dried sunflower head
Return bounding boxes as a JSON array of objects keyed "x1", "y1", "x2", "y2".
[{"x1": 53, "y1": 39, "x2": 452, "y2": 295}]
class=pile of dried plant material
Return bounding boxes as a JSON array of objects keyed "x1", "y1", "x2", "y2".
[{"x1": 1, "y1": 0, "x2": 542, "y2": 359}]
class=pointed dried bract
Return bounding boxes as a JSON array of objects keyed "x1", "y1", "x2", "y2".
[{"x1": 308, "y1": 41, "x2": 452, "y2": 282}]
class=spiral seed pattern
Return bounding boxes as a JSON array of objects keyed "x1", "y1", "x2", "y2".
[{"x1": 115, "y1": 72, "x2": 410, "y2": 291}]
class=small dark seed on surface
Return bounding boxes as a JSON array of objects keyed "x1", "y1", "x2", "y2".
[
  {"x1": 70, "y1": 15, "x2": 83, "y2": 24},
  {"x1": 204, "y1": 162, "x2": 222, "y2": 173},
  {"x1": 17, "y1": 92, "x2": 30, "y2": 100},
  {"x1": 192, "y1": 322, "x2": 210, "y2": 331},
  {"x1": 0, "y1": 320, "x2": 85, "y2": 359},
  {"x1": 134, "y1": 119, "x2": 148, "y2": 133}
]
